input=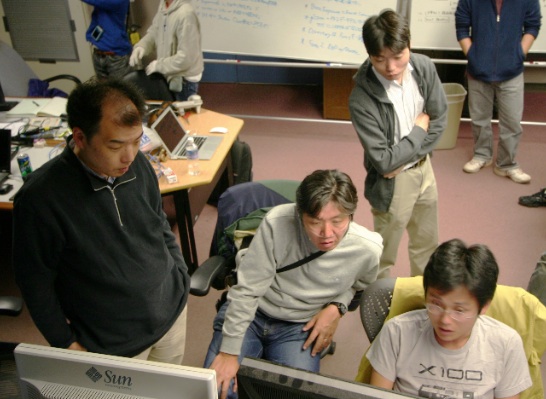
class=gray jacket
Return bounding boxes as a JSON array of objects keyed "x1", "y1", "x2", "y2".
[
  {"x1": 349, "y1": 53, "x2": 447, "y2": 212},
  {"x1": 135, "y1": 0, "x2": 204, "y2": 87}
]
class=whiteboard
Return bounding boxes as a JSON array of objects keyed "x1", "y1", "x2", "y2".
[
  {"x1": 410, "y1": 0, "x2": 546, "y2": 53},
  {"x1": 194, "y1": 0, "x2": 398, "y2": 65}
]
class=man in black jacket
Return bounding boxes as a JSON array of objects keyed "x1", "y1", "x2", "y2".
[{"x1": 13, "y1": 78, "x2": 190, "y2": 363}]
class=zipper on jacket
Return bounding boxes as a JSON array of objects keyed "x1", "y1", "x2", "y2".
[{"x1": 107, "y1": 187, "x2": 124, "y2": 227}]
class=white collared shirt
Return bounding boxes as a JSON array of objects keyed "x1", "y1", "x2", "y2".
[{"x1": 372, "y1": 63, "x2": 425, "y2": 145}]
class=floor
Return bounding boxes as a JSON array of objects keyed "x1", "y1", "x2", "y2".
[{"x1": 1, "y1": 82, "x2": 545, "y2": 396}]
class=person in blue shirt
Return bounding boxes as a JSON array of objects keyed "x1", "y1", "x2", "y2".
[{"x1": 83, "y1": 0, "x2": 133, "y2": 79}]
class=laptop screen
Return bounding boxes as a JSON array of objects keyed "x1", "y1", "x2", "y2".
[
  {"x1": 153, "y1": 108, "x2": 188, "y2": 153},
  {"x1": 0, "y1": 129, "x2": 11, "y2": 174}
]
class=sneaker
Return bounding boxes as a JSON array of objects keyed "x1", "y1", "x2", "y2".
[
  {"x1": 493, "y1": 167, "x2": 531, "y2": 184},
  {"x1": 518, "y1": 188, "x2": 546, "y2": 207},
  {"x1": 463, "y1": 158, "x2": 492, "y2": 173}
]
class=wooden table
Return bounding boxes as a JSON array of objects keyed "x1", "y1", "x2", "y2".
[
  {"x1": 0, "y1": 108, "x2": 244, "y2": 273},
  {"x1": 158, "y1": 108, "x2": 244, "y2": 273}
]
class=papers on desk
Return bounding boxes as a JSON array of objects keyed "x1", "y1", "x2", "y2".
[{"x1": 6, "y1": 97, "x2": 67, "y2": 117}]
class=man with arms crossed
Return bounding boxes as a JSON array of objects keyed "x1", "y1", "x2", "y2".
[{"x1": 349, "y1": 10, "x2": 447, "y2": 278}]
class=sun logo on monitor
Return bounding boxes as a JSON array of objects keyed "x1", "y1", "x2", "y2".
[{"x1": 86, "y1": 367, "x2": 103, "y2": 383}]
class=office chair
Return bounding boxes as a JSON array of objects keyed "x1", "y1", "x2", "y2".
[
  {"x1": 356, "y1": 276, "x2": 546, "y2": 399},
  {"x1": 190, "y1": 179, "x2": 300, "y2": 297},
  {"x1": 0, "y1": 40, "x2": 81, "y2": 97},
  {"x1": 122, "y1": 70, "x2": 175, "y2": 102}
]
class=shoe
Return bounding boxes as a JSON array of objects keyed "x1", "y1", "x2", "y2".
[
  {"x1": 518, "y1": 188, "x2": 546, "y2": 207},
  {"x1": 463, "y1": 158, "x2": 492, "y2": 173},
  {"x1": 494, "y1": 167, "x2": 531, "y2": 184}
]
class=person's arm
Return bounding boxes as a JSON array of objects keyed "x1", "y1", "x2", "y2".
[
  {"x1": 458, "y1": 37, "x2": 472, "y2": 56},
  {"x1": 349, "y1": 82, "x2": 425, "y2": 176},
  {"x1": 521, "y1": 33, "x2": 536, "y2": 56},
  {"x1": 496, "y1": 395, "x2": 519, "y2": 399},
  {"x1": 412, "y1": 57, "x2": 448, "y2": 157},
  {"x1": 209, "y1": 216, "x2": 279, "y2": 396},
  {"x1": 370, "y1": 368, "x2": 395, "y2": 390},
  {"x1": 13, "y1": 192, "x2": 76, "y2": 349}
]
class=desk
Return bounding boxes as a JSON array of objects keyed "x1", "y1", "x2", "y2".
[
  {"x1": 159, "y1": 109, "x2": 244, "y2": 273},
  {"x1": 1, "y1": 109, "x2": 244, "y2": 274}
]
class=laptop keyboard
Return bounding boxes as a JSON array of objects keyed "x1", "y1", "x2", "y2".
[{"x1": 177, "y1": 136, "x2": 206, "y2": 157}]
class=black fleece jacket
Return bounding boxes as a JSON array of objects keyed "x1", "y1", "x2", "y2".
[{"x1": 13, "y1": 141, "x2": 190, "y2": 357}]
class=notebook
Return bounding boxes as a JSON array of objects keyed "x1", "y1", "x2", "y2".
[
  {"x1": 6, "y1": 96, "x2": 67, "y2": 117},
  {"x1": 150, "y1": 107, "x2": 222, "y2": 160},
  {"x1": 0, "y1": 129, "x2": 11, "y2": 184}
]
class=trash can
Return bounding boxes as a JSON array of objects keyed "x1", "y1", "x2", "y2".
[{"x1": 436, "y1": 83, "x2": 467, "y2": 150}]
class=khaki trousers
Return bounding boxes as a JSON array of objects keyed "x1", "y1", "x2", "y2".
[
  {"x1": 133, "y1": 306, "x2": 187, "y2": 365},
  {"x1": 372, "y1": 156, "x2": 439, "y2": 278}
]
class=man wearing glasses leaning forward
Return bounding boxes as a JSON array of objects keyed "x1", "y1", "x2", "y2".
[{"x1": 366, "y1": 239, "x2": 531, "y2": 399}]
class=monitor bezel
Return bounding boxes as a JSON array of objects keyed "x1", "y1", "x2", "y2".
[
  {"x1": 237, "y1": 357, "x2": 419, "y2": 399},
  {"x1": 14, "y1": 343, "x2": 218, "y2": 399}
]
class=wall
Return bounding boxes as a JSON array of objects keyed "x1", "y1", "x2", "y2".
[{"x1": 0, "y1": 0, "x2": 95, "y2": 94}]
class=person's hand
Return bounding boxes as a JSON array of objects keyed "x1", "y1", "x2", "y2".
[
  {"x1": 415, "y1": 112, "x2": 430, "y2": 132},
  {"x1": 145, "y1": 60, "x2": 158, "y2": 75},
  {"x1": 384, "y1": 165, "x2": 405, "y2": 179},
  {"x1": 210, "y1": 352, "x2": 239, "y2": 399},
  {"x1": 301, "y1": 305, "x2": 341, "y2": 357},
  {"x1": 67, "y1": 341, "x2": 87, "y2": 351},
  {"x1": 129, "y1": 47, "x2": 145, "y2": 67}
]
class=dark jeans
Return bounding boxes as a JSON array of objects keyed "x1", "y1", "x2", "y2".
[{"x1": 203, "y1": 301, "x2": 320, "y2": 399}]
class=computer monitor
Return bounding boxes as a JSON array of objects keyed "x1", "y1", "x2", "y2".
[
  {"x1": 237, "y1": 357, "x2": 419, "y2": 399},
  {"x1": 14, "y1": 343, "x2": 218, "y2": 399}
]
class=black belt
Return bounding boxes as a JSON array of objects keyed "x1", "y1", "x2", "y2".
[{"x1": 405, "y1": 156, "x2": 427, "y2": 171}]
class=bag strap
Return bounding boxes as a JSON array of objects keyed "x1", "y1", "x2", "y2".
[{"x1": 276, "y1": 251, "x2": 325, "y2": 274}]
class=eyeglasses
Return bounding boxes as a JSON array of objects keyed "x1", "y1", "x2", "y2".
[{"x1": 425, "y1": 303, "x2": 475, "y2": 322}]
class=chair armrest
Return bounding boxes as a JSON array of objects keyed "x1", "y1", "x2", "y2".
[
  {"x1": 190, "y1": 256, "x2": 228, "y2": 297},
  {"x1": 0, "y1": 296, "x2": 23, "y2": 317}
]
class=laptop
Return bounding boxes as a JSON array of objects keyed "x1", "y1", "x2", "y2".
[
  {"x1": 0, "y1": 129, "x2": 11, "y2": 184},
  {"x1": 150, "y1": 107, "x2": 222, "y2": 160},
  {"x1": 0, "y1": 81, "x2": 19, "y2": 112}
]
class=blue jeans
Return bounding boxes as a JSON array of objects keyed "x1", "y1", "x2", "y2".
[
  {"x1": 203, "y1": 301, "x2": 320, "y2": 399},
  {"x1": 92, "y1": 53, "x2": 131, "y2": 80},
  {"x1": 174, "y1": 79, "x2": 199, "y2": 101}
]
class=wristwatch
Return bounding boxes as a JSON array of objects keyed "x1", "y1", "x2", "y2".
[{"x1": 327, "y1": 301, "x2": 347, "y2": 316}]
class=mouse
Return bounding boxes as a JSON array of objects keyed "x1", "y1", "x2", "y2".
[
  {"x1": 209, "y1": 126, "x2": 228, "y2": 134},
  {"x1": 0, "y1": 183, "x2": 13, "y2": 195}
]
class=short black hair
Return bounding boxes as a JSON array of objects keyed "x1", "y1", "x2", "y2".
[
  {"x1": 66, "y1": 78, "x2": 146, "y2": 140},
  {"x1": 296, "y1": 169, "x2": 358, "y2": 218},
  {"x1": 362, "y1": 9, "x2": 410, "y2": 57},
  {"x1": 423, "y1": 239, "x2": 499, "y2": 311}
]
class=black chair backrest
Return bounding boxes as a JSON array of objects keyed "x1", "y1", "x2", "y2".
[{"x1": 122, "y1": 70, "x2": 175, "y2": 102}]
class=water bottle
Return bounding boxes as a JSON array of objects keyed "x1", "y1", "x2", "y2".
[{"x1": 186, "y1": 137, "x2": 200, "y2": 176}]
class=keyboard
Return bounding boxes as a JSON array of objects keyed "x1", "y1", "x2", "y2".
[
  {"x1": 177, "y1": 136, "x2": 206, "y2": 157},
  {"x1": 0, "y1": 101, "x2": 19, "y2": 112}
]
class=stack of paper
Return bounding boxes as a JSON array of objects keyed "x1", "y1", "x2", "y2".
[{"x1": 6, "y1": 97, "x2": 68, "y2": 117}]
